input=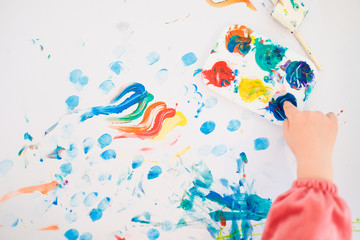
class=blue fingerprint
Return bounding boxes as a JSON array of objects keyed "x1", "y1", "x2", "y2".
[
  {"x1": 65, "y1": 95, "x2": 79, "y2": 110},
  {"x1": 70, "y1": 192, "x2": 85, "y2": 207},
  {"x1": 100, "y1": 149, "x2": 116, "y2": 160},
  {"x1": 97, "y1": 133, "x2": 112, "y2": 148},
  {"x1": 69, "y1": 69, "x2": 82, "y2": 84},
  {"x1": 24, "y1": 132, "x2": 33, "y2": 141},
  {"x1": 146, "y1": 51, "x2": 160, "y2": 65},
  {"x1": 65, "y1": 211, "x2": 77, "y2": 223},
  {"x1": 98, "y1": 197, "x2": 111, "y2": 211},
  {"x1": 156, "y1": 69, "x2": 168, "y2": 83},
  {"x1": 204, "y1": 96, "x2": 217, "y2": 108},
  {"x1": 84, "y1": 192, "x2": 98, "y2": 207},
  {"x1": 109, "y1": 61, "x2": 123, "y2": 75},
  {"x1": 83, "y1": 137, "x2": 95, "y2": 154},
  {"x1": 79, "y1": 75, "x2": 89, "y2": 86},
  {"x1": 147, "y1": 166, "x2": 162, "y2": 180},
  {"x1": 211, "y1": 145, "x2": 227, "y2": 157},
  {"x1": 67, "y1": 144, "x2": 78, "y2": 158},
  {"x1": 64, "y1": 229, "x2": 79, "y2": 240},
  {"x1": 161, "y1": 220, "x2": 173, "y2": 231},
  {"x1": 60, "y1": 163, "x2": 72, "y2": 176},
  {"x1": 0, "y1": 159, "x2": 13, "y2": 176},
  {"x1": 227, "y1": 119, "x2": 241, "y2": 132},
  {"x1": 98, "y1": 172, "x2": 112, "y2": 182},
  {"x1": 79, "y1": 232, "x2": 93, "y2": 240},
  {"x1": 181, "y1": 52, "x2": 197, "y2": 66},
  {"x1": 147, "y1": 228, "x2": 160, "y2": 240},
  {"x1": 254, "y1": 137, "x2": 270, "y2": 151},
  {"x1": 200, "y1": 121, "x2": 216, "y2": 135},
  {"x1": 99, "y1": 80, "x2": 115, "y2": 94},
  {"x1": 89, "y1": 208, "x2": 103, "y2": 222},
  {"x1": 132, "y1": 155, "x2": 144, "y2": 169}
]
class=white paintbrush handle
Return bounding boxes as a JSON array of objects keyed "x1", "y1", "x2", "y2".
[{"x1": 293, "y1": 30, "x2": 322, "y2": 71}]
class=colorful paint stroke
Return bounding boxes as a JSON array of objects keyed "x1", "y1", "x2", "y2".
[
  {"x1": 202, "y1": 24, "x2": 317, "y2": 125},
  {"x1": 205, "y1": 0, "x2": 256, "y2": 11}
]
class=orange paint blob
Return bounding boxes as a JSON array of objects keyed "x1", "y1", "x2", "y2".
[{"x1": 39, "y1": 225, "x2": 59, "y2": 231}]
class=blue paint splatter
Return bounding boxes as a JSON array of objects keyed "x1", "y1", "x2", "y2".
[
  {"x1": 79, "y1": 232, "x2": 93, "y2": 240},
  {"x1": 97, "y1": 133, "x2": 112, "y2": 148},
  {"x1": 99, "y1": 80, "x2": 114, "y2": 94},
  {"x1": 193, "y1": 68, "x2": 202, "y2": 77},
  {"x1": 65, "y1": 211, "x2": 78, "y2": 223},
  {"x1": 69, "y1": 69, "x2": 82, "y2": 84},
  {"x1": 147, "y1": 166, "x2": 162, "y2": 180},
  {"x1": 98, "y1": 197, "x2": 111, "y2": 211},
  {"x1": 146, "y1": 51, "x2": 160, "y2": 65},
  {"x1": 109, "y1": 61, "x2": 123, "y2": 75},
  {"x1": 24, "y1": 132, "x2": 33, "y2": 141},
  {"x1": 67, "y1": 144, "x2": 78, "y2": 158},
  {"x1": 65, "y1": 95, "x2": 79, "y2": 110},
  {"x1": 0, "y1": 159, "x2": 13, "y2": 176},
  {"x1": 181, "y1": 52, "x2": 197, "y2": 66},
  {"x1": 211, "y1": 145, "x2": 227, "y2": 157},
  {"x1": 147, "y1": 228, "x2": 160, "y2": 240},
  {"x1": 227, "y1": 119, "x2": 241, "y2": 132},
  {"x1": 89, "y1": 208, "x2": 103, "y2": 222},
  {"x1": 60, "y1": 163, "x2": 72, "y2": 176},
  {"x1": 70, "y1": 192, "x2": 85, "y2": 207},
  {"x1": 200, "y1": 121, "x2": 216, "y2": 135},
  {"x1": 254, "y1": 137, "x2": 270, "y2": 151},
  {"x1": 83, "y1": 138, "x2": 95, "y2": 154},
  {"x1": 267, "y1": 93, "x2": 297, "y2": 121},
  {"x1": 84, "y1": 192, "x2": 98, "y2": 207},
  {"x1": 64, "y1": 229, "x2": 79, "y2": 240},
  {"x1": 100, "y1": 149, "x2": 116, "y2": 160},
  {"x1": 204, "y1": 96, "x2": 217, "y2": 108},
  {"x1": 156, "y1": 69, "x2": 168, "y2": 83},
  {"x1": 132, "y1": 155, "x2": 144, "y2": 169}
]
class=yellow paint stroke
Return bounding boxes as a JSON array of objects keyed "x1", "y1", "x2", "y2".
[
  {"x1": 239, "y1": 77, "x2": 273, "y2": 103},
  {"x1": 152, "y1": 111, "x2": 187, "y2": 141},
  {"x1": 172, "y1": 145, "x2": 191, "y2": 160},
  {"x1": 206, "y1": 0, "x2": 256, "y2": 11}
]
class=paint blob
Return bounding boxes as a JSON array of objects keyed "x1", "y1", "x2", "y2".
[
  {"x1": 60, "y1": 163, "x2": 72, "y2": 176},
  {"x1": 100, "y1": 149, "x2": 116, "y2": 160},
  {"x1": 225, "y1": 25, "x2": 253, "y2": 56},
  {"x1": 200, "y1": 121, "x2": 216, "y2": 135},
  {"x1": 285, "y1": 61, "x2": 314, "y2": 90},
  {"x1": 254, "y1": 39, "x2": 287, "y2": 72},
  {"x1": 238, "y1": 77, "x2": 273, "y2": 103},
  {"x1": 254, "y1": 137, "x2": 270, "y2": 151},
  {"x1": 147, "y1": 166, "x2": 162, "y2": 180},
  {"x1": 147, "y1": 228, "x2": 160, "y2": 240},
  {"x1": 89, "y1": 208, "x2": 103, "y2": 222},
  {"x1": 202, "y1": 61, "x2": 235, "y2": 87},
  {"x1": 98, "y1": 133, "x2": 112, "y2": 148},
  {"x1": 181, "y1": 52, "x2": 197, "y2": 66},
  {"x1": 267, "y1": 92, "x2": 297, "y2": 120},
  {"x1": 227, "y1": 119, "x2": 241, "y2": 132},
  {"x1": 64, "y1": 229, "x2": 79, "y2": 240}
]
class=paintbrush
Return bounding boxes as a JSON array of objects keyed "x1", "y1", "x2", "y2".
[{"x1": 270, "y1": 0, "x2": 322, "y2": 70}]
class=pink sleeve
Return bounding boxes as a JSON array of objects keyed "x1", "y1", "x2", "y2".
[{"x1": 262, "y1": 179, "x2": 352, "y2": 240}]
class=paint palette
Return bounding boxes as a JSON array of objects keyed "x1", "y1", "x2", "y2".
[{"x1": 202, "y1": 24, "x2": 317, "y2": 124}]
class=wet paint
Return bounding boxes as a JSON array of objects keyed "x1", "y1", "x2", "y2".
[
  {"x1": 147, "y1": 166, "x2": 162, "y2": 180},
  {"x1": 238, "y1": 77, "x2": 273, "y2": 103},
  {"x1": 225, "y1": 25, "x2": 253, "y2": 56},
  {"x1": 267, "y1": 92, "x2": 297, "y2": 120},
  {"x1": 202, "y1": 61, "x2": 236, "y2": 88},
  {"x1": 181, "y1": 52, "x2": 197, "y2": 66},
  {"x1": 109, "y1": 61, "x2": 123, "y2": 75},
  {"x1": 146, "y1": 51, "x2": 160, "y2": 65},
  {"x1": 254, "y1": 137, "x2": 270, "y2": 151},
  {"x1": 254, "y1": 39, "x2": 287, "y2": 72},
  {"x1": 64, "y1": 229, "x2": 79, "y2": 240},
  {"x1": 205, "y1": 0, "x2": 256, "y2": 11},
  {"x1": 227, "y1": 119, "x2": 241, "y2": 132},
  {"x1": 285, "y1": 61, "x2": 314, "y2": 90},
  {"x1": 200, "y1": 121, "x2": 216, "y2": 135}
]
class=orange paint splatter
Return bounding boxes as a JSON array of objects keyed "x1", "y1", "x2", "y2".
[
  {"x1": 243, "y1": 174, "x2": 246, "y2": 178},
  {"x1": 206, "y1": 0, "x2": 256, "y2": 11},
  {"x1": 39, "y1": 225, "x2": 59, "y2": 231},
  {"x1": 0, "y1": 181, "x2": 58, "y2": 203}
]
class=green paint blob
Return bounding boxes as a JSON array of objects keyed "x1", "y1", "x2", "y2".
[{"x1": 254, "y1": 39, "x2": 287, "y2": 73}]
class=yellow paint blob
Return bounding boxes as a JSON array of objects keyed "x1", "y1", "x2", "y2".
[
  {"x1": 238, "y1": 77, "x2": 273, "y2": 103},
  {"x1": 152, "y1": 111, "x2": 187, "y2": 141}
]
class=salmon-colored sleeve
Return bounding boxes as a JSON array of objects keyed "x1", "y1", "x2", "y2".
[{"x1": 262, "y1": 179, "x2": 352, "y2": 240}]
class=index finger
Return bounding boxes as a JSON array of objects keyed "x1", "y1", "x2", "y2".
[{"x1": 283, "y1": 101, "x2": 298, "y2": 120}]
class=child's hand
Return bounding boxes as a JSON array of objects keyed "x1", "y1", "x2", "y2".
[{"x1": 283, "y1": 101, "x2": 338, "y2": 181}]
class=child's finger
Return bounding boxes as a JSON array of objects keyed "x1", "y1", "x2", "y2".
[{"x1": 283, "y1": 101, "x2": 298, "y2": 120}]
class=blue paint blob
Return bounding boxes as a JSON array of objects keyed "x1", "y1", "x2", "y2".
[
  {"x1": 70, "y1": 192, "x2": 85, "y2": 207},
  {"x1": 181, "y1": 52, "x2": 197, "y2": 66},
  {"x1": 147, "y1": 166, "x2": 162, "y2": 180},
  {"x1": 60, "y1": 163, "x2": 72, "y2": 176},
  {"x1": 99, "y1": 80, "x2": 115, "y2": 94},
  {"x1": 254, "y1": 137, "x2": 270, "y2": 151},
  {"x1": 0, "y1": 159, "x2": 13, "y2": 176},
  {"x1": 84, "y1": 192, "x2": 98, "y2": 207},
  {"x1": 79, "y1": 75, "x2": 89, "y2": 86},
  {"x1": 24, "y1": 132, "x2": 33, "y2": 141},
  {"x1": 67, "y1": 144, "x2": 78, "y2": 158},
  {"x1": 89, "y1": 208, "x2": 103, "y2": 222},
  {"x1": 65, "y1": 95, "x2": 79, "y2": 110},
  {"x1": 83, "y1": 138, "x2": 95, "y2": 154},
  {"x1": 97, "y1": 133, "x2": 112, "y2": 148},
  {"x1": 211, "y1": 145, "x2": 227, "y2": 157},
  {"x1": 109, "y1": 61, "x2": 123, "y2": 75},
  {"x1": 285, "y1": 61, "x2": 314, "y2": 90},
  {"x1": 132, "y1": 155, "x2": 144, "y2": 169},
  {"x1": 156, "y1": 69, "x2": 168, "y2": 83},
  {"x1": 147, "y1": 228, "x2": 160, "y2": 240},
  {"x1": 69, "y1": 69, "x2": 82, "y2": 84},
  {"x1": 98, "y1": 197, "x2": 111, "y2": 211},
  {"x1": 100, "y1": 149, "x2": 116, "y2": 160},
  {"x1": 79, "y1": 232, "x2": 93, "y2": 240},
  {"x1": 227, "y1": 119, "x2": 241, "y2": 132},
  {"x1": 268, "y1": 93, "x2": 297, "y2": 121},
  {"x1": 200, "y1": 121, "x2": 216, "y2": 135},
  {"x1": 65, "y1": 211, "x2": 78, "y2": 223},
  {"x1": 146, "y1": 51, "x2": 160, "y2": 65},
  {"x1": 64, "y1": 229, "x2": 79, "y2": 240},
  {"x1": 204, "y1": 96, "x2": 217, "y2": 108}
]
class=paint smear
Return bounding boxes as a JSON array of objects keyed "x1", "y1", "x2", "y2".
[
  {"x1": 156, "y1": 69, "x2": 168, "y2": 83},
  {"x1": 70, "y1": 192, "x2": 85, "y2": 207},
  {"x1": 146, "y1": 51, "x2": 160, "y2": 65},
  {"x1": 99, "y1": 80, "x2": 115, "y2": 94},
  {"x1": 205, "y1": 0, "x2": 256, "y2": 11},
  {"x1": 60, "y1": 163, "x2": 72, "y2": 176},
  {"x1": 238, "y1": 77, "x2": 273, "y2": 103},
  {"x1": 181, "y1": 52, "x2": 197, "y2": 66},
  {"x1": 227, "y1": 119, "x2": 241, "y2": 132},
  {"x1": 152, "y1": 111, "x2": 187, "y2": 141},
  {"x1": 285, "y1": 61, "x2": 314, "y2": 90},
  {"x1": 39, "y1": 225, "x2": 59, "y2": 231},
  {"x1": 64, "y1": 229, "x2": 79, "y2": 240},
  {"x1": 48, "y1": 146, "x2": 65, "y2": 160},
  {"x1": 0, "y1": 181, "x2": 58, "y2": 203},
  {"x1": 147, "y1": 166, "x2": 162, "y2": 180},
  {"x1": 109, "y1": 61, "x2": 123, "y2": 75},
  {"x1": 147, "y1": 228, "x2": 160, "y2": 240},
  {"x1": 202, "y1": 61, "x2": 236, "y2": 87},
  {"x1": 267, "y1": 92, "x2": 297, "y2": 120},
  {"x1": 225, "y1": 25, "x2": 253, "y2": 56},
  {"x1": 24, "y1": 132, "x2": 33, "y2": 141},
  {"x1": 254, "y1": 39, "x2": 287, "y2": 72},
  {"x1": 100, "y1": 149, "x2": 116, "y2": 160},
  {"x1": 83, "y1": 137, "x2": 95, "y2": 154},
  {"x1": 98, "y1": 197, "x2": 111, "y2": 211},
  {"x1": 193, "y1": 68, "x2": 202, "y2": 77},
  {"x1": 254, "y1": 137, "x2": 270, "y2": 151},
  {"x1": 200, "y1": 121, "x2": 216, "y2": 135}
]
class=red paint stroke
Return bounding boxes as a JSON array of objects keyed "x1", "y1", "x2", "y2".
[
  {"x1": 205, "y1": 0, "x2": 256, "y2": 11},
  {"x1": 220, "y1": 215, "x2": 227, "y2": 227},
  {"x1": 225, "y1": 25, "x2": 253, "y2": 56},
  {"x1": 202, "y1": 61, "x2": 236, "y2": 88},
  {"x1": 140, "y1": 147, "x2": 154, "y2": 152},
  {"x1": 114, "y1": 235, "x2": 126, "y2": 240},
  {"x1": 39, "y1": 225, "x2": 59, "y2": 231},
  {"x1": 0, "y1": 181, "x2": 58, "y2": 203}
]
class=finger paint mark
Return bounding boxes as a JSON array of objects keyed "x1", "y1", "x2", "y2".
[
  {"x1": 202, "y1": 61, "x2": 236, "y2": 87},
  {"x1": 146, "y1": 51, "x2": 160, "y2": 65},
  {"x1": 60, "y1": 163, "x2": 72, "y2": 176},
  {"x1": 227, "y1": 119, "x2": 241, "y2": 132},
  {"x1": 83, "y1": 137, "x2": 95, "y2": 154},
  {"x1": 205, "y1": 0, "x2": 256, "y2": 11},
  {"x1": 147, "y1": 166, "x2": 162, "y2": 180},
  {"x1": 254, "y1": 39, "x2": 287, "y2": 72},
  {"x1": 98, "y1": 133, "x2": 112, "y2": 148},
  {"x1": 285, "y1": 61, "x2": 314, "y2": 90},
  {"x1": 79, "y1": 232, "x2": 93, "y2": 240},
  {"x1": 38, "y1": 225, "x2": 59, "y2": 231},
  {"x1": 84, "y1": 192, "x2": 98, "y2": 207},
  {"x1": 172, "y1": 145, "x2": 191, "y2": 160},
  {"x1": 211, "y1": 145, "x2": 227, "y2": 156},
  {"x1": 65, "y1": 211, "x2": 77, "y2": 223},
  {"x1": 267, "y1": 93, "x2": 297, "y2": 121},
  {"x1": 64, "y1": 229, "x2": 79, "y2": 240},
  {"x1": 70, "y1": 192, "x2": 85, "y2": 207},
  {"x1": 200, "y1": 121, "x2": 216, "y2": 135},
  {"x1": 69, "y1": 69, "x2": 89, "y2": 87},
  {"x1": 254, "y1": 137, "x2": 270, "y2": 151},
  {"x1": 156, "y1": 69, "x2": 168, "y2": 83},
  {"x1": 132, "y1": 156, "x2": 144, "y2": 169},
  {"x1": 0, "y1": 159, "x2": 13, "y2": 176},
  {"x1": 225, "y1": 25, "x2": 253, "y2": 56},
  {"x1": 152, "y1": 111, "x2": 187, "y2": 141},
  {"x1": 0, "y1": 181, "x2": 58, "y2": 203},
  {"x1": 98, "y1": 197, "x2": 111, "y2": 211},
  {"x1": 238, "y1": 77, "x2": 273, "y2": 103},
  {"x1": 89, "y1": 208, "x2": 103, "y2": 222},
  {"x1": 204, "y1": 96, "x2": 218, "y2": 108},
  {"x1": 109, "y1": 61, "x2": 123, "y2": 75},
  {"x1": 181, "y1": 52, "x2": 197, "y2": 66},
  {"x1": 48, "y1": 146, "x2": 65, "y2": 159},
  {"x1": 100, "y1": 149, "x2": 116, "y2": 160},
  {"x1": 99, "y1": 80, "x2": 115, "y2": 94},
  {"x1": 147, "y1": 228, "x2": 160, "y2": 240}
]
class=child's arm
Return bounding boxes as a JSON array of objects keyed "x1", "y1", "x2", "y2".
[{"x1": 262, "y1": 102, "x2": 352, "y2": 240}]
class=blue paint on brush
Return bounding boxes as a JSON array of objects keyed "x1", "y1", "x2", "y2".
[
  {"x1": 84, "y1": 192, "x2": 98, "y2": 207},
  {"x1": 0, "y1": 159, "x2": 13, "y2": 176},
  {"x1": 147, "y1": 228, "x2": 160, "y2": 240},
  {"x1": 97, "y1": 133, "x2": 112, "y2": 148},
  {"x1": 64, "y1": 229, "x2": 79, "y2": 240},
  {"x1": 69, "y1": 69, "x2": 82, "y2": 84},
  {"x1": 147, "y1": 166, "x2": 162, "y2": 180},
  {"x1": 99, "y1": 80, "x2": 115, "y2": 94},
  {"x1": 79, "y1": 232, "x2": 93, "y2": 240},
  {"x1": 227, "y1": 119, "x2": 241, "y2": 132},
  {"x1": 70, "y1": 192, "x2": 85, "y2": 207},
  {"x1": 65, "y1": 95, "x2": 79, "y2": 110},
  {"x1": 181, "y1": 52, "x2": 197, "y2": 66},
  {"x1": 200, "y1": 121, "x2": 215, "y2": 135},
  {"x1": 100, "y1": 149, "x2": 116, "y2": 160},
  {"x1": 109, "y1": 61, "x2": 123, "y2": 75},
  {"x1": 89, "y1": 208, "x2": 103, "y2": 222},
  {"x1": 254, "y1": 137, "x2": 270, "y2": 151},
  {"x1": 24, "y1": 132, "x2": 33, "y2": 141},
  {"x1": 83, "y1": 138, "x2": 95, "y2": 154},
  {"x1": 146, "y1": 51, "x2": 160, "y2": 65},
  {"x1": 60, "y1": 163, "x2": 72, "y2": 176},
  {"x1": 132, "y1": 155, "x2": 144, "y2": 169},
  {"x1": 98, "y1": 197, "x2": 111, "y2": 211},
  {"x1": 211, "y1": 145, "x2": 227, "y2": 157}
]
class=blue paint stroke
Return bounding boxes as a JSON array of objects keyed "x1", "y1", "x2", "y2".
[
  {"x1": 211, "y1": 145, "x2": 227, "y2": 157},
  {"x1": 69, "y1": 69, "x2": 82, "y2": 84},
  {"x1": 204, "y1": 96, "x2": 217, "y2": 108},
  {"x1": 181, "y1": 52, "x2": 197, "y2": 66},
  {"x1": 147, "y1": 228, "x2": 160, "y2": 240},
  {"x1": 156, "y1": 69, "x2": 168, "y2": 83},
  {"x1": 100, "y1": 149, "x2": 116, "y2": 160},
  {"x1": 98, "y1": 197, "x2": 111, "y2": 211},
  {"x1": 285, "y1": 61, "x2": 314, "y2": 90},
  {"x1": 0, "y1": 159, "x2": 13, "y2": 176},
  {"x1": 227, "y1": 119, "x2": 241, "y2": 132},
  {"x1": 304, "y1": 83, "x2": 315, "y2": 102},
  {"x1": 89, "y1": 208, "x2": 103, "y2": 222},
  {"x1": 83, "y1": 137, "x2": 95, "y2": 154},
  {"x1": 97, "y1": 133, "x2": 112, "y2": 148},
  {"x1": 254, "y1": 137, "x2": 270, "y2": 151},
  {"x1": 193, "y1": 68, "x2": 202, "y2": 77},
  {"x1": 132, "y1": 155, "x2": 144, "y2": 169},
  {"x1": 45, "y1": 122, "x2": 58, "y2": 135},
  {"x1": 60, "y1": 163, "x2": 72, "y2": 176},
  {"x1": 65, "y1": 211, "x2": 78, "y2": 223},
  {"x1": 237, "y1": 152, "x2": 248, "y2": 173},
  {"x1": 146, "y1": 51, "x2": 160, "y2": 65},
  {"x1": 268, "y1": 93, "x2": 297, "y2": 121},
  {"x1": 200, "y1": 121, "x2": 215, "y2": 135},
  {"x1": 65, "y1": 95, "x2": 79, "y2": 110},
  {"x1": 109, "y1": 61, "x2": 123, "y2": 75},
  {"x1": 79, "y1": 232, "x2": 93, "y2": 240},
  {"x1": 84, "y1": 192, "x2": 98, "y2": 207},
  {"x1": 147, "y1": 166, "x2": 162, "y2": 180},
  {"x1": 24, "y1": 132, "x2": 33, "y2": 141},
  {"x1": 99, "y1": 80, "x2": 115, "y2": 94},
  {"x1": 70, "y1": 192, "x2": 85, "y2": 207},
  {"x1": 64, "y1": 229, "x2": 79, "y2": 240}
]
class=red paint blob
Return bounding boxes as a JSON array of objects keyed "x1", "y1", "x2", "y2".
[
  {"x1": 220, "y1": 216, "x2": 226, "y2": 227},
  {"x1": 202, "y1": 61, "x2": 235, "y2": 88}
]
